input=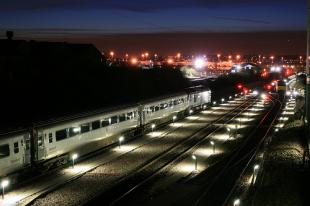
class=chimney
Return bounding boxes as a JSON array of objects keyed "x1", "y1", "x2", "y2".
[{"x1": 6, "y1": 31, "x2": 14, "y2": 40}]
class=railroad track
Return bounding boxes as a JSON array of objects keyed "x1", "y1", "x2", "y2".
[
  {"x1": 23, "y1": 96, "x2": 256, "y2": 206},
  {"x1": 186, "y1": 94, "x2": 282, "y2": 206},
  {"x1": 81, "y1": 96, "x2": 259, "y2": 206}
]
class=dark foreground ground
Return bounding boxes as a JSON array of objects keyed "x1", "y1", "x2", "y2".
[{"x1": 245, "y1": 125, "x2": 310, "y2": 206}]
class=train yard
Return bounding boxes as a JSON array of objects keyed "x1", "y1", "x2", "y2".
[{"x1": 0, "y1": 91, "x2": 289, "y2": 206}]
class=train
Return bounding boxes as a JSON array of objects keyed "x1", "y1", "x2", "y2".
[{"x1": 0, "y1": 87, "x2": 211, "y2": 181}]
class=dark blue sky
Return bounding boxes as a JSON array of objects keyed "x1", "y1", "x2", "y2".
[{"x1": 0, "y1": 0, "x2": 307, "y2": 54}]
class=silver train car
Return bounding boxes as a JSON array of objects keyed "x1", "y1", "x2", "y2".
[{"x1": 0, "y1": 88, "x2": 211, "y2": 179}]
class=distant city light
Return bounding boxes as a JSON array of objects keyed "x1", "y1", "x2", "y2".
[
  {"x1": 131, "y1": 58, "x2": 138, "y2": 64},
  {"x1": 194, "y1": 57, "x2": 206, "y2": 69},
  {"x1": 167, "y1": 59, "x2": 174, "y2": 64}
]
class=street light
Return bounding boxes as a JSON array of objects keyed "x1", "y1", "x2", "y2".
[
  {"x1": 71, "y1": 153, "x2": 78, "y2": 168},
  {"x1": 213, "y1": 101, "x2": 217, "y2": 105},
  {"x1": 151, "y1": 123, "x2": 156, "y2": 132},
  {"x1": 173, "y1": 115, "x2": 177, "y2": 123},
  {"x1": 233, "y1": 198, "x2": 240, "y2": 206},
  {"x1": 192, "y1": 155, "x2": 197, "y2": 171},
  {"x1": 221, "y1": 98, "x2": 225, "y2": 103},
  {"x1": 210, "y1": 141, "x2": 215, "y2": 154},
  {"x1": 189, "y1": 109, "x2": 193, "y2": 115},
  {"x1": 110, "y1": 51, "x2": 114, "y2": 58},
  {"x1": 253, "y1": 164, "x2": 260, "y2": 184},
  {"x1": 1, "y1": 179, "x2": 9, "y2": 199},
  {"x1": 229, "y1": 96, "x2": 232, "y2": 100},
  {"x1": 119, "y1": 136, "x2": 124, "y2": 149}
]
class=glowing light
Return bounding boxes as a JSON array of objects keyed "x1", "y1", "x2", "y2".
[
  {"x1": 261, "y1": 93, "x2": 267, "y2": 100},
  {"x1": 253, "y1": 90, "x2": 259, "y2": 95},
  {"x1": 73, "y1": 127, "x2": 81, "y2": 133},
  {"x1": 173, "y1": 115, "x2": 177, "y2": 121},
  {"x1": 254, "y1": 164, "x2": 260, "y2": 170},
  {"x1": 194, "y1": 58, "x2": 206, "y2": 69},
  {"x1": 71, "y1": 153, "x2": 78, "y2": 161},
  {"x1": 131, "y1": 58, "x2": 138, "y2": 64},
  {"x1": 109, "y1": 51, "x2": 114, "y2": 57},
  {"x1": 167, "y1": 59, "x2": 174, "y2": 64},
  {"x1": 1, "y1": 179, "x2": 9, "y2": 188},
  {"x1": 233, "y1": 199, "x2": 240, "y2": 206}
]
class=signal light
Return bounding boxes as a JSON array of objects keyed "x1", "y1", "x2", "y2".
[
  {"x1": 243, "y1": 87, "x2": 249, "y2": 94},
  {"x1": 236, "y1": 83, "x2": 243, "y2": 90}
]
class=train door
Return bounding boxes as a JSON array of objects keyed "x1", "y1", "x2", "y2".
[
  {"x1": 138, "y1": 105, "x2": 145, "y2": 126},
  {"x1": 24, "y1": 134, "x2": 31, "y2": 164},
  {"x1": 37, "y1": 133, "x2": 46, "y2": 160}
]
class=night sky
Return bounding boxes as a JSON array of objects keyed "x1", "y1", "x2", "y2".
[{"x1": 0, "y1": 0, "x2": 307, "y2": 55}]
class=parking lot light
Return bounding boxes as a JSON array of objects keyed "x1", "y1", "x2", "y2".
[
  {"x1": 71, "y1": 153, "x2": 78, "y2": 168},
  {"x1": 1, "y1": 179, "x2": 9, "y2": 199}
]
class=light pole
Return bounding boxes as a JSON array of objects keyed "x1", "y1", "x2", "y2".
[
  {"x1": 1, "y1": 179, "x2": 9, "y2": 199},
  {"x1": 119, "y1": 136, "x2": 124, "y2": 149},
  {"x1": 253, "y1": 164, "x2": 260, "y2": 184},
  {"x1": 210, "y1": 141, "x2": 215, "y2": 154},
  {"x1": 173, "y1": 115, "x2": 177, "y2": 124},
  {"x1": 71, "y1": 153, "x2": 78, "y2": 168},
  {"x1": 192, "y1": 155, "x2": 197, "y2": 171},
  {"x1": 306, "y1": 0, "x2": 310, "y2": 155},
  {"x1": 233, "y1": 198, "x2": 240, "y2": 206},
  {"x1": 189, "y1": 109, "x2": 193, "y2": 115},
  {"x1": 151, "y1": 124, "x2": 156, "y2": 132}
]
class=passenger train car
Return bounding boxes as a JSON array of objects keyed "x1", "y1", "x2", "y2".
[{"x1": 0, "y1": 88, "x2": 211, "y2": 180}]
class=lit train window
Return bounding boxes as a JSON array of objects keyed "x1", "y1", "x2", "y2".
[
  {"x1": 69, "y1": 127, "x2": 81, "y2": 137},
  {"x1": 14, "y1": 142, "x2": 19, "y2": 153},
  {"x1": 38, "y1": 136, "x2": 43, "y2": 147},
  {"x1": 160, "y1": 103, "x2": 167, "y2": 110},
  {"x1": 155, "y1": 106, "x2": 160, "y2": 112},
  {"x1": 92, "y1": 121, "x2": 100, "y2": 130},
  {"x1": 119, "y1": 114, "x2": 126, "y2": 122},
  {"x1": 111, "y1": 116, "x2": 118, "y2": 124},
  {"x1": 56, "y1": 129, "x2": 67, "y2": 141},
  {"x1": 0, "y1": 144, "x2": 9, "y2": 158},
  {"x1": 81, "y1": 123, "x2": 90, "y2": 133},
  {"x1": 127, "y1": 112, "x2": 133, "y2": 120},
  {"x1": 101, "y1": 119, "x2": 110, "y2": 127},
  {"x1": 150, "y1": 106, "x2": 155, "y2": 112}
]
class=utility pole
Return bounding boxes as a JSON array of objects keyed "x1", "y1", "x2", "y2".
[{"x1": 306, "y1": 0, "x2": 310, "y2": 155}]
